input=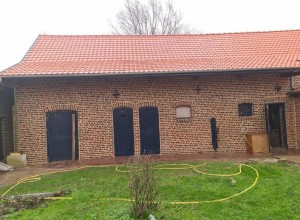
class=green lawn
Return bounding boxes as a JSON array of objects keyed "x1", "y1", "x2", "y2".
[{"x1": 0, "y1": 161, "x2": 299, "y2": 219}]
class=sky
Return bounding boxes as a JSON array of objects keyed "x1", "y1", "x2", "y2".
[{"x1": 0, "y1": 0, "x2": 300, "y2": 71}]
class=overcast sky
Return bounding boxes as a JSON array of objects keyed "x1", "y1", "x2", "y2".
[{"x1": 1, "y1": 0, "x2": 300, "y2": 71}]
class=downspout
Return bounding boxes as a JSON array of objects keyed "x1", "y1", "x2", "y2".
[
  {"x1": 290, "y1": 76, "x2": 295, "y2": 90},
  {"x1": 13, "y1": 83, "x2": 18, "y2": 152},
  {"x1": 290, "y1": 76, "x2": 298, "y2": 148},
  {"x1": 293, "y1": 98, "x2": 298, "y2": 148}
]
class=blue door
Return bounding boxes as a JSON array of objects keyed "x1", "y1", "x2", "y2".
[
  {"x1": 46, "y1": 111, "x2": 78, "y2": 162},
  {"x1": 139, "y1": 107, "x2": 160, "y2": 155},
  {"x1": 113, "y1": 107, "x2": 134, "y2": 157}
]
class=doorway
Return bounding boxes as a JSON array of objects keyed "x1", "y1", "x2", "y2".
[
  {"x1": 113, "y1": 107, "x2": 134, "y2": 157},
  {"x1": 265, "y1": 103, "x2": 287, "y2": 149},
  {"x1": 0, "y1": 118, "x2": 3, "y2": 160},
  {"x1": 46, "y1": 111, "x2": 78, "y2": 162},
  {"x1": 139, "y1": 107, "x2": 160, "y2": 155}
]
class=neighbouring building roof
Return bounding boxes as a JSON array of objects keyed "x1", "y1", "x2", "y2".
[
  {"x1": 287, "y1": 87, "x2": 300, "y2": 96},
  {"x1": 2, "y1": 30, "x2": 300, "y2": 77}
]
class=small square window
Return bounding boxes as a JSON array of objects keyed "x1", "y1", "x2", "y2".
[
  {"x1": 176, "y1": 106, "x2": 191, "y2": 119},
  {"x1": 238, "y1": 103, "x2": 253, "y2": 116}
]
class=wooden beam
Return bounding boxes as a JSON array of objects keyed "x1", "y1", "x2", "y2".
[{"x1": 3, "y1": 190, "x2": 70, "y2": 200}]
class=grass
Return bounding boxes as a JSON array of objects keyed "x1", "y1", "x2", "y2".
[{"x1": 0, "y1": 161, "x2": 299, "y2": 219}]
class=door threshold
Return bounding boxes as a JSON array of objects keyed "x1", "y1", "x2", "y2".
[{"x1": 270, "y1": 148, "x2": 288, "y2": 153}]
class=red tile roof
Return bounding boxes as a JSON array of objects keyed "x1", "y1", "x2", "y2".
[{"x1": 2, "y1": 30, "x2": 300, "y2": 77}]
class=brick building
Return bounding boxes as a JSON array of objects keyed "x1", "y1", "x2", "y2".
[{"x1": 1, "y1": 30, "x2": 300, "y2": 164}]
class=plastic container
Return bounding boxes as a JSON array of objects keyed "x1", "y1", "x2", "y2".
[{"x1": 7, "y1": 153, "x2": 27, "y2": 168}]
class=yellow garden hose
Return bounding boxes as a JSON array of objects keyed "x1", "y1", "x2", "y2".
[
  {"x1": 172, "y1": 163, "x2": 259, "y2": 204},
  {"x1": 1, "y1": 166, "x2": 92, "y2": 198},
  {"x1": 1, "y1": 163, "x2": 259, "y2": 205},
  {"x1": 115, "y1": 163, "x2": 194, "y2": 173},
  {"x1": 113, "y1": 163, "x2": 259, "y2": 205},
  {"x1": 193, "y1": 163, "x2": 242, "y2": 176}
]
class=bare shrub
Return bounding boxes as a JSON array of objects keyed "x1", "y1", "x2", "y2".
[{"x1": 128, "y1": 155, "x2": 159, "y2": 219}]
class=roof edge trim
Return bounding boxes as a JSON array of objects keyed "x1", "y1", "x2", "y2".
[{"x1": 1, "y1": 67, "x2": 300, "y2": 79}]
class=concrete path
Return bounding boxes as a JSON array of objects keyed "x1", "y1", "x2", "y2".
[{"x1": 0, "y1": 167, "x2": 68, "y2": 188}]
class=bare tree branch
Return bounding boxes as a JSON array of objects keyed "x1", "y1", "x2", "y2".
[{"x1": 111, "y1": 0, "x2": 196, "y2": 35}]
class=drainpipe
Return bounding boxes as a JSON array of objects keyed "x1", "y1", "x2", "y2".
[
  {"x1": 293, "y1": 98, "x2": 298, "y2": 148},
  {"x1": 290, "y1": 76, "x2": 295, "y2": 91},
  {"x1": 289, "y1": 75, "x2": 299, "y2": 148},
  {"x1": 13, "y1": 83, "x2": 18, "y2": 152}
]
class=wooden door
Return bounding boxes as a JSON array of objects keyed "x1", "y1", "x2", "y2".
[
  {"x1": 47, "y1": 111, "x2": 78, "y2": 162},
  {"x1": 265, "y1": 104, "x2": 287, "y2": 149},
  {"x1": 113, "y1": 107, "x2": 134, "y2": 157},
  {"x1": 139, "y1": 107, "x2": 160, "y2": 155}
]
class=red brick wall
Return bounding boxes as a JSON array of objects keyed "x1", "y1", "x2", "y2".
[{"x1": 12, "y1": 73, "x2": 298, "y2": 163}]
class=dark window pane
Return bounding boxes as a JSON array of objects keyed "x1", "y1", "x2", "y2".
[{"x1": 238, "y1": 103, "x2": 253, "y2": 116}]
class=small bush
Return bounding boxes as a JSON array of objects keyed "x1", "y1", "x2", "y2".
[
  {"x1": 128, "y1": 155, "x2": 159, "y2": 219},
  {"x1": 0, "y1": 197, "x2": 47, "y2": 216}
]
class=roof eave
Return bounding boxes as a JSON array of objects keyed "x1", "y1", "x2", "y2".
[{"x1": 1, "y1": 67, "x2": 300, "y2": 79}]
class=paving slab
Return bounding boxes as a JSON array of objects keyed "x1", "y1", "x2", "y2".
[
  {"x1": 274, "y1": 155, "x2": 300, "y2": 164},
  {"x1": 260, "y1": 158, "x2": 279, "y2": 163}
]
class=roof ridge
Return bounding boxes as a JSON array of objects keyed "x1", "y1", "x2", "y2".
[
  {"x1": 21, "y1": 53, "x2": 300, "y2": 62},
  {"x1": 38, "y1": 29, "x2": 300, "y2": 37},
  {"x1": 201, "y1": 29, "x2": 300, "y2": 36}
]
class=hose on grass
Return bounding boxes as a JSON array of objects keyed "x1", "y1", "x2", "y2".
[
  {"x1": 114, "y1": 163, "x2": 259, "y2": 204},
  {"x1": 174, "y1": 163, "x2": 259, "y2": 204},
  {"x1": 115, "y1": 163, "x2": 195, "y2": 172},
  {"x1": 1, "y1": 163, "x2": 259, "y2": 204},
  {"x1": 1, "y1": 166, "x2": 91, "y2": 199}
]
